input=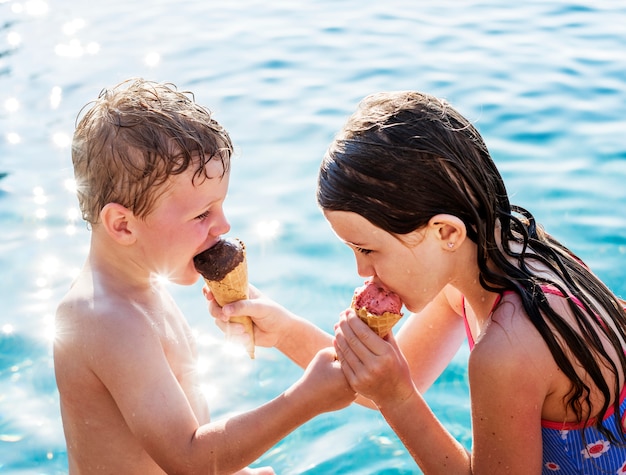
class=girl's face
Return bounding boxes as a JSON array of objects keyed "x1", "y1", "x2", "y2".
[
  {"x1": 136, "y1": 158, "x2": 231, "y2": 286},
  {"x1": 324, "y1": 210, "x2": 453, "y2": 313}
]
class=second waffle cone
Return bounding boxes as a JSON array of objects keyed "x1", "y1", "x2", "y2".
[{"x1": 351, "y1": 296, "x2": 403, "y2": 338}]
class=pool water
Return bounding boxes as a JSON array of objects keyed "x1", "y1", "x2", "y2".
[{"x1": 1, "y1": 1, "x2": 625, "y2": 473}]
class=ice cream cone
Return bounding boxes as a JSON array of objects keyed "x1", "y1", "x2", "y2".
[
  {"x1": 352, "y1": 303, "x2": 403, "y2": 338},
  {"x1": 204, "y1": 259, "x2": 255, "y2": 359}
]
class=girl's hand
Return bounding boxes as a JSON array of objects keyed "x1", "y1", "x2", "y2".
[
  {"x1": 204, "y1": 283, "x2": 298, "y2": 348},
  {"x1": 334, "y1": 309, "x2": 415, "y2": 408}
]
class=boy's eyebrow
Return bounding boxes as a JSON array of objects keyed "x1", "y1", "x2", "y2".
[
  {"x1": 191, "y1": 199, "x2": 215, "y2": 217},
  {"x1": 200, "y1": 196, "x2": 220, "y2": 209}
]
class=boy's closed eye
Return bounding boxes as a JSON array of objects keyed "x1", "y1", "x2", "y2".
[
  {"x1": 355, "y1": 246, "x2": 372, "y2": 255},
  {"x1": 195, "y1": 211, "x2": 210, "y2": 220}
]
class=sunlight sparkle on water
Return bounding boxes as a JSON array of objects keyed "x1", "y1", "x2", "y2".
[
  {"x1": 0, "y1": 434, "x2": 22, "y2": 443},
  {"x1": 64, "y1": 178, "x2": 77, "y2": 193},
  {"x1": 256, "y1": 219, "x2": 280, "y2": 240},
  {"x1": 41, "y1": 256, "x2": 60, "y2": 276},
  {"x1": 196, "y1": 355, "x2": 214, "y2": 376},
  {"x1": 7, "y1": 132, "x2": 20, "y2": 144},
  {"x1": 24, "y1": 0, "x2": 49, "y2": 16},
  {"x1": 33, "y1": 187, "x2": 47, "y2": 204},
  {"x1": 42, "y1": 313, "x2": 56, "y2": 343},
  {"x1": 85, "y1": 42, "x2": 100, "y2": 55},
  {"x1": 65, "y1": 207, "x2": 80, "y2": 235},
  {"x1": 2, "y1": 324, "x2": 14, "y2": 335},
  {"x1": 67, "y1": 207, "x2": 79, "y2": 221},
  {"x1": 222, "y1": 340, "x2": 251, "y2": 358},
  {"x1": 200, "y1": 383, "x2": 217, "y2": 404},
  {"x1": 145, "y1": 52, "x2": 161, "y2": 67},
  {"x1": 7, "y1": 31, "x2": 21, "y2": 47},
  {"x1": 4, "y1": 97, "x2": 19, "y2": 112},
  {"x1": 55, "y1": 39, "x2": 100, "y2": 58},
  {"x1": 50, "y1": 86, "x2": 62, "y2": 109},
  {"x1": 37, "y1": 288, "x2": 53, "y2": 299},
  {"x1": 53, "y1": 132, "x2": 70, "y2": 148},
  {"x1": 62, "y1": 18, "x2": 85, "y2": 36}
]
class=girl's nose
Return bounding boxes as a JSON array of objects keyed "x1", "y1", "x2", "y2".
[{"x1": 355, "y1": 254, "x2": 373, "y2": 278}]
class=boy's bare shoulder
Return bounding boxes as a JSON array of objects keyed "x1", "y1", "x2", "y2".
[{"x1": 55, "y1": 272, "x2": 158, "y2": 359}]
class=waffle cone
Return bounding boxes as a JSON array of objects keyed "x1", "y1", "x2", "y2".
[
  {"x1": 351, "y1": 299, "x2": 403, "y2": 338},
  {"x1": 204, "y1": 260, "x2": 255, "y2": 358}
]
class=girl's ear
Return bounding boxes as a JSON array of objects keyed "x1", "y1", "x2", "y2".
[
  {"x1": 428, "y1": 214, "x2": 467, "y2": 251},
  {"x1": 99, "y1": 203, "x2": 137, "y2": 245}
]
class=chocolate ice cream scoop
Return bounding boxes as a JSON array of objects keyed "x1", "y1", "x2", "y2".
[
  {"x1": 193, "y1": 237, "x2": 255, "y2": 358},
  {"x1": 193, "y1": 237, "x2": 245, "y2": 281}
]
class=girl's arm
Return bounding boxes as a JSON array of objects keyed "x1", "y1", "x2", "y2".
[
  {"x1": 335, "y1": 314, "x2": 471, "y2": 474},
  {"x1": 207, "y1": 284, "x2": 333, "y2": 367},
  {"x1": 468, "y1": 304, "x2": 547, "y2": 474},
  {"x1": 335, "y1": 296, "x2": 548, "y2": 474},
  {"x1": 395, "y1": 286, "x2": 467, "y2": 393},
  {"x1": 211, "y1": 284, "x2": 466, "y2": 407}
]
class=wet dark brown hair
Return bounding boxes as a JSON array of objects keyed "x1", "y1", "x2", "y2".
[{"x1": 318, "y1": 91, "x2": 626, "y2": 442}]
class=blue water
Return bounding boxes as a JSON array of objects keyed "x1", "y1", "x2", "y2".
[{"x1": 1, "y1": 0, "x2": 625, "y2": 473}]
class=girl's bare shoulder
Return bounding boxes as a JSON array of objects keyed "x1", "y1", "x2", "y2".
[{"x1": 470, "y1": 292, "x2": 556, "y2": 382}]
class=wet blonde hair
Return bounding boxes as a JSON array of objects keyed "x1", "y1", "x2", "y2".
[{"x1": 72, "y1": 78, "x2": 233, "y2": 225}]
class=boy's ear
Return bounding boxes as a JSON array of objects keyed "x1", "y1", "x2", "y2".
[
  {"x1": 428, "y1": 214, "x2": 467, "y2": 251},
  {"x1": 99, "y1": 203, "x2": 137, "y2": 245}
]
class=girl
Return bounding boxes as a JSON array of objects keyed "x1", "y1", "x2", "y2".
[{"x1": 212, "y1": 91, "x2": 626, "y2": 474}]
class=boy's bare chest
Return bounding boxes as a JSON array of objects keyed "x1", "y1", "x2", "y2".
[{"x1": 138, "y1": 296, "x2": 198, "y2": 377}]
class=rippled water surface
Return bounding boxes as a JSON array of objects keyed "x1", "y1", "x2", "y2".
[{"x1": 1, "y1": 1, "x2": 625, "y2": 473}]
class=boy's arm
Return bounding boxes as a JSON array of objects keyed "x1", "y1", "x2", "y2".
[
  {"x1": 89, "y1": 311, "x2": 352, "y2": 474},
  {"x1": 189, "y1": 348, "x2": 353, "y2": 472}
]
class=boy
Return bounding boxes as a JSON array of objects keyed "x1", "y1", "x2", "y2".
[{"x1": 54, "y1": 78, "x2": 354, "y2": 474}]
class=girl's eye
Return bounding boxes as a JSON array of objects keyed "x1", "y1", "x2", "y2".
[
  {"x1": 355, "y1": 247, "x2": 372, "y2": 255},
  {"x1": 195, "y1": 211, "x2": 210, "y2": 220}
]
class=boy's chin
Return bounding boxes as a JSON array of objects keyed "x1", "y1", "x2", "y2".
[
  {"x1": 174, "y1": 274, "x2": 202, "y2": 286},
  {"x1": 152, "y1": 272, "x2": 200, "y2": 287}
]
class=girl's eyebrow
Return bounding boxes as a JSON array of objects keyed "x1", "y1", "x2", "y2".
[{"x1": 344, "y1": 239, "x2": 367, "y2": 248}]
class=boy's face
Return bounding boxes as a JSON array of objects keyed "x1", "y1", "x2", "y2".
[{"x1": 135, "y1": 157, "x2": 231, "y2": 286}]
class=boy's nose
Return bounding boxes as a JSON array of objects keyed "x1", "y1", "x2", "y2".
[{"x1": 212, "y1": 210, "x2": 231, "y2": 237}]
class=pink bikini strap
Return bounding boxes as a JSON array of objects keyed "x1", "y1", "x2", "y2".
[{"x1": 463, "y1": 293, "x2": 504, "y2": 350}]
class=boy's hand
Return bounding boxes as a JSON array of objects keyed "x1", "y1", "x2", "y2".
[{"x1": 294, "y1": 347, "x2": 356, "y2": 413}]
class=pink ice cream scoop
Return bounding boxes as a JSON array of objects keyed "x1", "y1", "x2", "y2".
[{"x1": 351, "y1": 280, "x2": 404, "y2": 337}]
